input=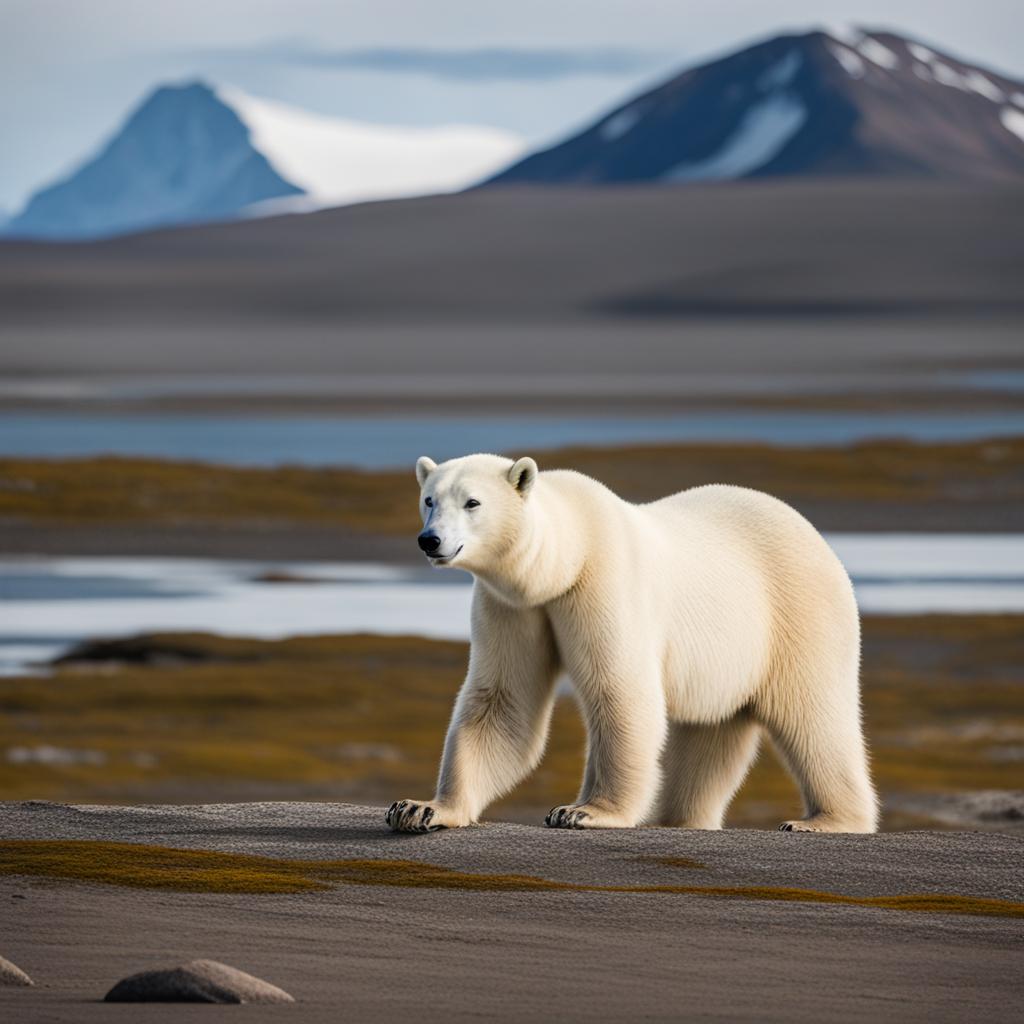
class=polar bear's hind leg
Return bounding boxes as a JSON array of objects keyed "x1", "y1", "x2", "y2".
[
  {"x1": 759, "y1": 667, "x2": 879, "y2": 834},
  {"x1": 655, "y1": 714, "x2": 761, "y2": 829}
]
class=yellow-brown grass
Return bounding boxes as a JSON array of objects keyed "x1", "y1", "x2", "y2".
[
  {"x1": 2, "y1": 437, "x2": 1020, "y2": 533},
  {"x1": 1, "y1": 616, "x2": 1020, "y2": 828}
]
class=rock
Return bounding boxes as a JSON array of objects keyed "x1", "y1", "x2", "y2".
[
  {"x1": 0, "y1": 955, "x2": 34, "y2": 986},
  {"x1": 892, "y1": 790, "x2": 1024, "y2": 831},
  {"x1": 54, "y1": 634, "x2": 220, "y2": 666},
  {"x1": 104, "y1": 959, "x2": 293, "y2": 1004}
]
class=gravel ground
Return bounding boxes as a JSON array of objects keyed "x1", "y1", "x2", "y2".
[{"x1": 1, "y1": 801, "x2": 1022, "y2": 1022}]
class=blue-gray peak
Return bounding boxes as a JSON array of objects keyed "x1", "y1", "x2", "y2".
[{"x1": 6, "y1": 81, "x2": 303, "y2": 241}]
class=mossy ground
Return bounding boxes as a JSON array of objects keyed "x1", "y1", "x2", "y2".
[
  {"x1": 0, "y1": 617, "x2": 1020, "y2": 829},
  {"x1": 2, "y1": 840, "x2": 1021, "y2": 919},
  {"x1": 1, "y1": 437, "x2": 1021, "y2": 534}
]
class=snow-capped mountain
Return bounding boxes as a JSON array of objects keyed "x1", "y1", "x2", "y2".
[
  {"x1": 486, "y1": 28, "x2": 1024, "y2": 185},
  {"x1": 6, "y1": 82, "x2": 524, "y2": 240}
]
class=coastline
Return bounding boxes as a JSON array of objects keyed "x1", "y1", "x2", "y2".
[{"x1": 3, "y1": 437, "x2": 1022, "y2": 559}]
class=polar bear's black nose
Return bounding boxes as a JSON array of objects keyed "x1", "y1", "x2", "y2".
[{"x1": 418, "y1": 532, "x2": 442, "y2": 553}]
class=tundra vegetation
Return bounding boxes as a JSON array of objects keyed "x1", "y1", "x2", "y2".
[
  {"x1": 0, "y1": 618, "x2": 1020, "y2": 829},
  {"x1": 1, "y1": 438, "x2": 1021, "y2": 534}
]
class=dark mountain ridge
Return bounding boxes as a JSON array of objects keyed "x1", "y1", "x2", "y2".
[{"x1": 487, "y1": 28, "x2": 1024, "y2": 184}]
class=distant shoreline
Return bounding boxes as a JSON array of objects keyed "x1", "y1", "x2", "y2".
[
  {"x1": 2, "y1": 438, "x2": 1021, "y2": 558},
  {"x1": 1, "y1": 381, "x2": 1022, "y2": 417},
  {"x1": 1, "y1": 521, "x2": 415, "y2": 562}
]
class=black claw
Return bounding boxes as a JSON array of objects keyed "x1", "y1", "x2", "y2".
[{"x1": 547, "y1": 806, "x2": 575, "y2": 828}]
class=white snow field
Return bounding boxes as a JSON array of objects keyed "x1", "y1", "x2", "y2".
[{"x1": 220, "y1": 87, "x2": 525, "y2": 212}]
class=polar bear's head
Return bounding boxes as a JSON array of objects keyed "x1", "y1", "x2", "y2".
[{"x1": 414, "y1": 453, "x2": 538, "y2": 571}]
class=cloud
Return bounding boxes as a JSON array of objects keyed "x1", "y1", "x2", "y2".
[{"x1": 196, "y1": 44, "x2": 664, "y2": 82}]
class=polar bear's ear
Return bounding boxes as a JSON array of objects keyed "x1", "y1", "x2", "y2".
[
  {"x1": 415, "y1": 456, "x2": 437, "y2": 487},
  {"x1": 508, "y1": 457, "x2": 538, "y2": 497}
]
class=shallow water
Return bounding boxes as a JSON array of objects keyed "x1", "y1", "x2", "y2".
[
  {"x1": 3, "y1": 411, "x2": 1024, "y2": 467},
  {"x1": 1, "y1": 534, "x2": 1022, "y2": 675}
]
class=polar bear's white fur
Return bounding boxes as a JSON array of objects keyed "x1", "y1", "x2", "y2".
[{"x1": 386, "y1": 453, "x2": 878, "y2": 834}]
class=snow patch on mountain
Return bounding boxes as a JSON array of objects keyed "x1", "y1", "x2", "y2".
[
  {"x1": 664, "y1": 93, "x2": 806, "y2": 181},
  {"x1": 857, "y1": 38, "x2": 900, "y2": 70},
  {"x1": 219, "y1": 87, "x2": 524, "y2": 209},
  {"x1": 963, "y1": 71, "x2": 1005, "y2": 102},
  {"x1": 757, "y1": 50, "x2": 802, "y2": 90},
  {"x1": 600, "y1": 105, "x2": 643, "y2": 141},
  {"x1": 822, "y1": 23, "x2": 865, "y2": 47},
  {"x1": 932, "y1": 62, "x2": 974, "y2": 92},
  {"x1": 1001, "y1": 107, "x2": 1024, "y2": 143},
  {"x1": 829, "y1": 43, "x2": 866, "y2": 79},
  {"x1": 903, "y1": 45, "x2": 1003, "y2": 100}
]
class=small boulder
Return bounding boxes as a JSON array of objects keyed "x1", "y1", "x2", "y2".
[
  {"x1": 104, "y1": 959, "x2": 293, "y2": 1004},
  {"x1": 0, "y1": 955, "x2": 34, "y2": 986}
]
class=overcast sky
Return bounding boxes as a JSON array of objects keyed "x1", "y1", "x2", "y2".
[{"x1": 3, "y1": 0, "x2": 1022, "y2": 210}]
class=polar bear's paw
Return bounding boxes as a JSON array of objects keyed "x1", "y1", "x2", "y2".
[
  {"x1": 545, "y1": 804, "x2": 640, "y2": 828},
  {"x1": 385, "y1": 799, "x2": 447, "y2": 833},
  {"x1": 545, "y1": 804, "x2": 594, "y2": 829},
  {"x1": 778, "y1": 814, "x2": 864, "y2": 833}
]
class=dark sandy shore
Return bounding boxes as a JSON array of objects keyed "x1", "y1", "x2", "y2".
[
  {"x1": 0, "y1": 521, "x2": 416, "y2": 562},
  {"x1": 2, "y1": 183, "x2": 1022, "y2": 419},
  {"x1": 1, "y1": 802, "x2": 1021, "y2": 1022}
]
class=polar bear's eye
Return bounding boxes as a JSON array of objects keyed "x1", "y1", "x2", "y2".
[
  {"x1": 465, "y1": 498, "x2": 480, "y2": 509},
  {"x1": 424, "y1": 497, "x2": 433, "y2": 507}
]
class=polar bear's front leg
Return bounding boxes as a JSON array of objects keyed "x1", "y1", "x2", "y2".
[
  {"x1": 386, "y1": 593, "x2": 560, "y2": 832},
  {"x1": 547, "y1": 661, "x2": 667, "y2": 829}
]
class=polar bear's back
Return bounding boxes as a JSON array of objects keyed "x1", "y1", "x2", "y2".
[
  {"x1": 649, "y1": 483, "x2": 846, "y2": 575},
  {"x1": 637, "y1": 483, "x2": 859, "y2": 715},
  {"x1": 541, "y1": 471, "x2": 855, "y2": 628},
  {"x1": 651, "y1": 482, "x2": 856, "y2": 626}
]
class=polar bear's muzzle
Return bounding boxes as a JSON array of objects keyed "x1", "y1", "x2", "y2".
[
  {"x1": 417, "y1": 531, "x2": 442, "y2": 554},
  {"x1": 418, "y1": 531, "x2": 463, "y2": 564},
  {"x1": 428, "y1": 545, "x2": 463, "y2": 565}
]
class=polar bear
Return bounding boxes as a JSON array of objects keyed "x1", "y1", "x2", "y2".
[{"x1": 385, "y1": 453, "x2": 878, "y2": 834}]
